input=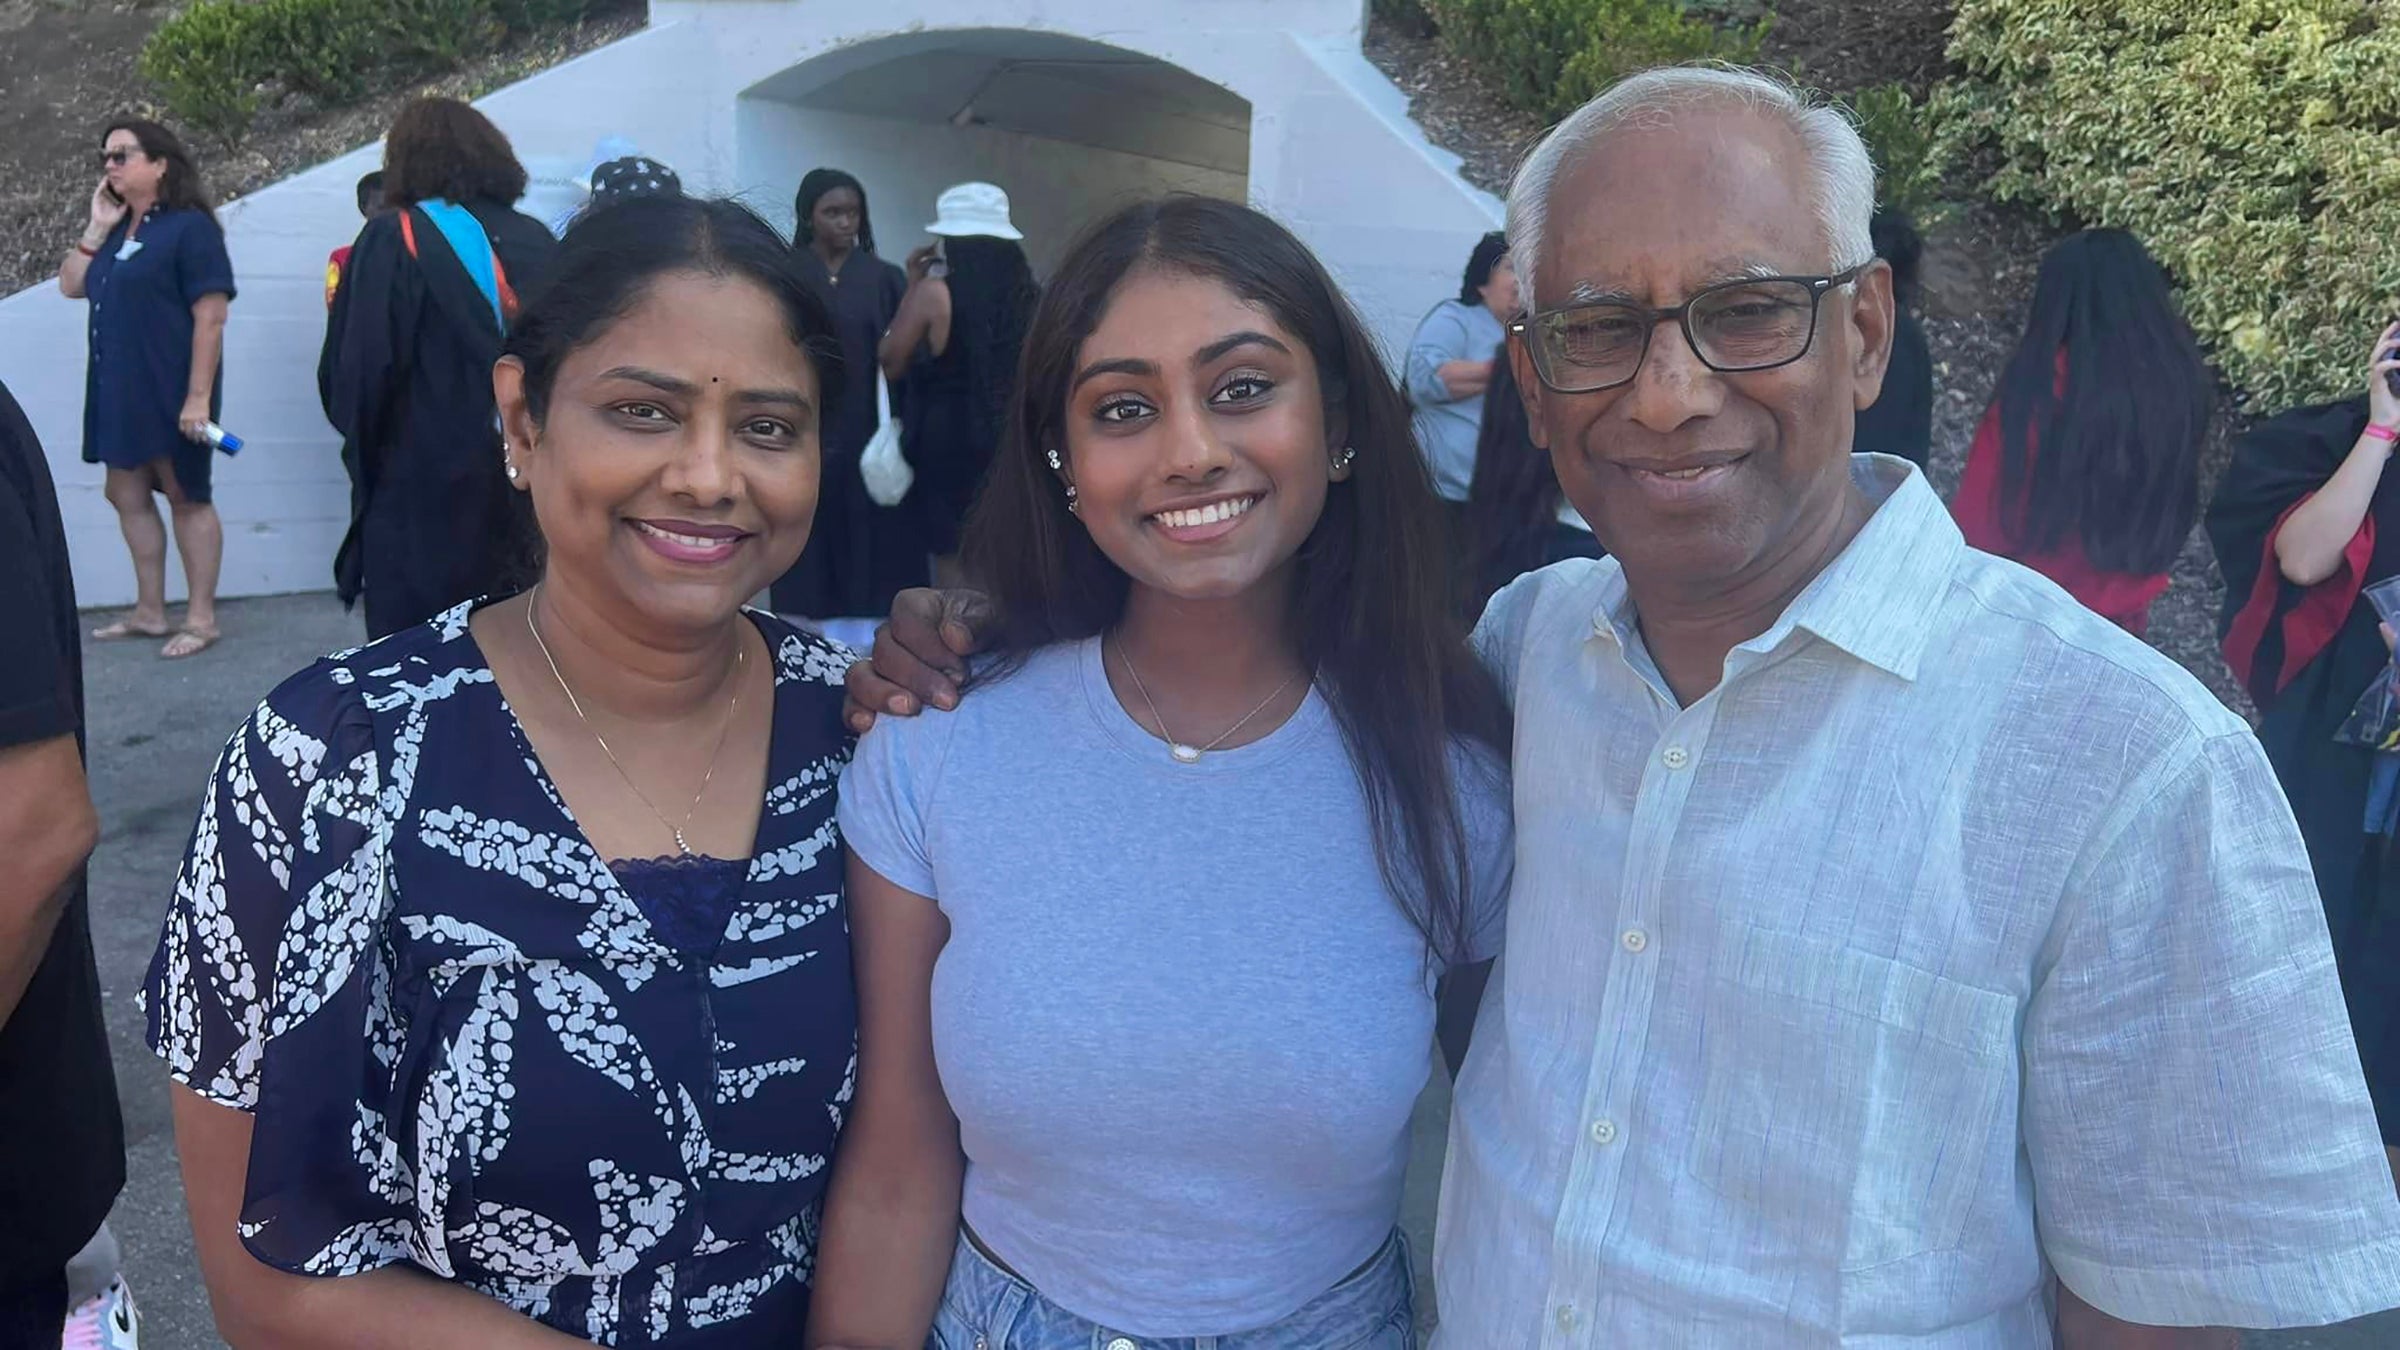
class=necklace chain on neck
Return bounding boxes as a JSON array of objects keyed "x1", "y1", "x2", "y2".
[
  {"x1": 525, "y1": 585, "x2": 745, "y2": 856},
  {"x1": 1112, "y1": 636, "x2": 1302, "y2": 765}
]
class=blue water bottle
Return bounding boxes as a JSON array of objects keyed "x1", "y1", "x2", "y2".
[{"x1": 200, "y1": 421, "x2": 244, "y2": 455}]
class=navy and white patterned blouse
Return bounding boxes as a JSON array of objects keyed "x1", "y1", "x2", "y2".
[{"x1": 140, "y1": 601, "x2": 857, "y2": 1346}]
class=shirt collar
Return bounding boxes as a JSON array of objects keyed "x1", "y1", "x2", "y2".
[{"x1": 1589, "y1": 454, "x2": 1963, "y2": 683}]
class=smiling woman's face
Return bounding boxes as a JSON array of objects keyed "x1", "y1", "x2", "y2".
[
  {"x1": 498, "y1": 268, "x2": 824, "y2": 634},
  {"x1": 1057, "y1": 267, "x2": 1343, "y2": 607}
]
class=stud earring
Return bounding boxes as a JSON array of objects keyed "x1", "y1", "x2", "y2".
[
  {"x1": 1065, "y1": 483, "x2": 1080, "y2": 515},
  {"x1": 1046, "y1": 446, "x2": 1062, "y2": 471},
  {"x1": 1330, "y1": 445, "x2": 1357, "y2": 479},
  {"x1": 504, "y1": 459, "x2": 520, "y2": 483}
]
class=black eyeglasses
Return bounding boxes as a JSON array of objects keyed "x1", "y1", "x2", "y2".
[
  {"x1": 1509, "y1": 266, "x2": 1866, "y2": 394},
  {"x1": 99, "y1": 150, "x2": 135, "y2": 168}
]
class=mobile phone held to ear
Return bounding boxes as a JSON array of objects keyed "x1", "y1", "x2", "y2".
[
  {"x1": 2387, "y1": 334, "x2": 2400, "y2": 398},
  {"x1": 104, "y1": 184, "x2": 123, "y2": 205},
  {"x1": 927, "y1": 239, "x2": 949, "y2": 281}
]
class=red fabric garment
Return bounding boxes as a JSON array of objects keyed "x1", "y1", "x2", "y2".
[
  {"x1": 324, "y1": 245, "x2": 351, "y2": 309},
  {"x1": 2222, "y1": 493, "x2": 2376, "y2": 697},
  {"x1": 1949, "y1": 370, "x2": 2171, "y2": 636}
]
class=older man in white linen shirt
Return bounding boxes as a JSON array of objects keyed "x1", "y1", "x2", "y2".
[{"x1": 1429, "y1": 64, "x2": 2400, "y2": 1348}]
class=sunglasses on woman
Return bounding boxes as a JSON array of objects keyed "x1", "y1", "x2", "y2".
[{"x1": 99, "y1": 149, "x2": 139, "y2": 168}]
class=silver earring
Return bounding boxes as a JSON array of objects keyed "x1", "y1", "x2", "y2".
[
  {"x1": 1065, "y1": 483, "x2": 1079, "y2": 515},
  {"x1": 504, "y1": 459, "x2": 520, "y2": 483},
  {"x1": 1046, "y1": 447, "x2": 1062, "y2": 471},
  {"x1": 1331, "y1": 446, "x2": 1356, "y2": 476}
]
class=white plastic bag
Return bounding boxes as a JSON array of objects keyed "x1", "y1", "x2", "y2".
[{"x1": 860, "y1": 372, "x2": 912, "y2": 507}]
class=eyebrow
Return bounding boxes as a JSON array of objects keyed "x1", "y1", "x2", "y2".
[
  {"x1": 596, "y1": 365, "x2": 812, "y2": 409},
  {"x1": 1070, "y1": 330, "x2": 1293, "y2": 391},
  {"x1": 1562, "y1": 262, "x2": 1796, "y2": 307}
]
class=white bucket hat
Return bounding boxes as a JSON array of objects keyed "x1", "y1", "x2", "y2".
[{"x1": 926, "y1": 181, "x2": 1023, "y2": 241}]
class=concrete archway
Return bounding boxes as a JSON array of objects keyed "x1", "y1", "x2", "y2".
[{"x1": 739, "y1": 29, "x2": 1251, "y2": 274}]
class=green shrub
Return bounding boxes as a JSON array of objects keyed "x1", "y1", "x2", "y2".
[
  {"x1": 1424, "y1": 0, "x2": 1769, "y2": 121},
  {"x1": 1846, "y1": 82, "x2": 1945, "y2": 222},
  {"x1": 1936, "y1": 0, "x2": 2400, "y2": 410},
  {"x1": 141, "y1": 0, "x2": 606, "y2": 142},
  {"x1": 138, "y1": 0, "x2": 265, "y2": 140}
]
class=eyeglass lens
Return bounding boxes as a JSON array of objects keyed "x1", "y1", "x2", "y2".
[{"x1": 1539, "y1": 279, "x2": 1822, "y2": 389}]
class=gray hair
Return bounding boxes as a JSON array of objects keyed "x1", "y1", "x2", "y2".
[{"x1": 1505, "y1": 65, "x2": 1878, "y2": 305}]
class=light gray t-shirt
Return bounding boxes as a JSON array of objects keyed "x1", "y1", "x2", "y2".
[{"x1": 837, "y1": 636, "x2": 1511, "y2": 1337}]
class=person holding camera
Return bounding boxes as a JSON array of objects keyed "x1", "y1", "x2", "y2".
[{"x1": 2210, "y1": 319, "x2": 2400, "y2": 1185}]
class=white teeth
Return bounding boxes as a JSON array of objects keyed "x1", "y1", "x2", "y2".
[
  {"x1": 636, "y1": 521, "x2": 733, "y2": 550},
  {"x1": 1153, "y1": 496, "x2": 1256, "y2": 529}
]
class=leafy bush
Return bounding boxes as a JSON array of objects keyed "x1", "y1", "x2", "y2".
[
  {"x1": 138, "y1": 2, "x2": 265, "y2": 140},
  {"x1": 1936, "y1": 0, "x2": 2400, "y2": 409},
  {"x1": 141, "y1": 0, "x2": 608, "y2": 142},
  {"x1": 1846, "y1": 82, "x2": 1944, "y2": 222},
  {"x1": 1424, "y1": 0, "x2": 1768, "y2": 121}
]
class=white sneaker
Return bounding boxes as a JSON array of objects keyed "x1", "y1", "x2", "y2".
[{"x1": 60, "y1": 1277, "x2": 138, "y2": 1350}]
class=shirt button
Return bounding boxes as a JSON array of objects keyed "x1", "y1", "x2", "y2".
[
  {"x1": 1107, "y1": 1340, "x2": 1136, "y2": 1350},
  {"x1": 1661, "y1": 745, "x2": 1691, "y2": 769},
  {"x1": 1556, "y1": 1303, "x2": 1580, "y2": 1332},
  {"x1": 1590, "y1": 1118, "x2": 1618, "y2": 1145},
  {"x1": 1621, "y1": 928, "x2": 1648, "y2": 953}
]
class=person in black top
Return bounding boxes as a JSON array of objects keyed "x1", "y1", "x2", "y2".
[
  {"x1": 1461, "y1": 341, "x2": 1602, "y2": 614},
  {"x1": 0, "y1": 377, "x2": 120, "y2": 1345},
  {"x1": 1853, "y1": 206, "x2": 1933, "y2": 468},
  {"x1": 323, "y1": 97, "x2": 560, "y2": 639},
  {"x1": 771, "y1": 167, "x2": 926, "y2": 620},
  {"x1": 879, "y1": 181, "x2": 1039, "y2": 585}
]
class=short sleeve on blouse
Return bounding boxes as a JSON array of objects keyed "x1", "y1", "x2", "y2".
[
  {"x1": 141, "y1": 660, "x2": 416, "y2": 1276},
  {"x1": 176, "y1": 213, "x2": 237, "y2": 307}
]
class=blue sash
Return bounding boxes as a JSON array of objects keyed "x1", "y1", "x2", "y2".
[{"x1": 418, "y1": 199, "x2": 505, "y2": 330}]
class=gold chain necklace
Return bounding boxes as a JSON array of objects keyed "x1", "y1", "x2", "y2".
[
  {"x1": 1112, "y1": 636, "x2": 1302, "y2": 765},
  {"x1": 525, "y1": 586, "x2": 744, "y2": 856}
]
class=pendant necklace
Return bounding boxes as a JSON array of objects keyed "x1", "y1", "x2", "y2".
[
  {"x1": 1112, "y1": 635, "x2": 1301, "y2": 765},
  {"x1": 526, "y1": 586, "x2": 744, "y2": 856}
]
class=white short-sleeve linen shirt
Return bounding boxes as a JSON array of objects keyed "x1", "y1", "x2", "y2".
[{"x1": 1434, "y1": 457, "x2": 2400, "y2": 1345}]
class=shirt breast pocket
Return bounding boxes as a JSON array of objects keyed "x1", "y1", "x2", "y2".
[{"x1": 1683, "y1": 924, "x2": 2018, "y2": 1272}]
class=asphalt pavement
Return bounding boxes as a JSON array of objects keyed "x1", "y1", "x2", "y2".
[{"x1": 68, "y1": 591, "x2": 2400, "y2": 1347}]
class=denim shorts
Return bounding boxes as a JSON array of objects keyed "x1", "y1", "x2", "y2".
[{"x1": 926, "y1": 1227, "x2": 1418, "y2": 1350}]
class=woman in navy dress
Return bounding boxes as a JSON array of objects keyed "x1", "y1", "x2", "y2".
[
  {"x1": 57, "y1": 118, "x2": 233, "y2": 660},
  {"x1": 142, "y1": 196, "x2": 858, "y2": 1347}
]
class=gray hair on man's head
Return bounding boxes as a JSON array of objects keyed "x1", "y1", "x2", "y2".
[{"x1": 1505, "y1": 65, "x2": 1878, "y2": 306}]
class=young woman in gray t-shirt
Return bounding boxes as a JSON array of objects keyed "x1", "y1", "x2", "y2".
[{"x1": 809, "y1": 197, "x2": 1513, "y2": 1349}]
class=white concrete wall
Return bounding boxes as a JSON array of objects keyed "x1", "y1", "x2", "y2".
[
  {"x1": 735, "y1": 103, "x2": 1245, "y2": 278},
  {"x1": 1, "y1": 1, "x2": 1500, "y2": 606}
]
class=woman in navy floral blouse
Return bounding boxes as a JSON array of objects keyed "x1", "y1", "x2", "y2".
[{"x1": 141, "y1": 196, "x2": 858, "y2": 1347}]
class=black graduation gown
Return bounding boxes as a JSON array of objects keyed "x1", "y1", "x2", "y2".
[
  {"x1": 769, "y1": 248, "x2": 926, "y2": 620},
  {"x1": 322, "y1": 200, "x2": 558, "y2": 639},
  {"x1": 1854, "y1": 303, "x2": 1932, "y2": 468},
  {"x1": 2207, "y1": 395, "x2": 2400, "y2": 1143}
]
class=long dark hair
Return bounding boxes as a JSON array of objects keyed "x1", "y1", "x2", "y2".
[
  {"x1": 381, "y1": 98, "x2": 529, "y2": 208},
  {"x1": 960, "y1": 196, "x2": 1510, "y2": 965},
  {"x1": 1458, "y1": 230, "x2": 1509, "y2": 305},
  {"x1": 101, "y1": 118, "x2": 213, "y2": 221},
  {"x1": 943, "y1": 234, "x2": 1040, "y2": 458},
  {"x1": 1992, "y1": 228, "x2": 2213, "y2": 574},
  {"x1": 794, "y1": 168, "x2": 875, "y2": 254},
  {"x1": 495, "y1": 196, "x2": 846, "y2": 587},
  {"x1": 1464, "y1": 344, "x2": 1563, "y2": 605}
]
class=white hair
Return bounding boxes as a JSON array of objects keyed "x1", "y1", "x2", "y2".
[{"x1": 1505, "y1": 65, "x2": 1878, "y2": 305}]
